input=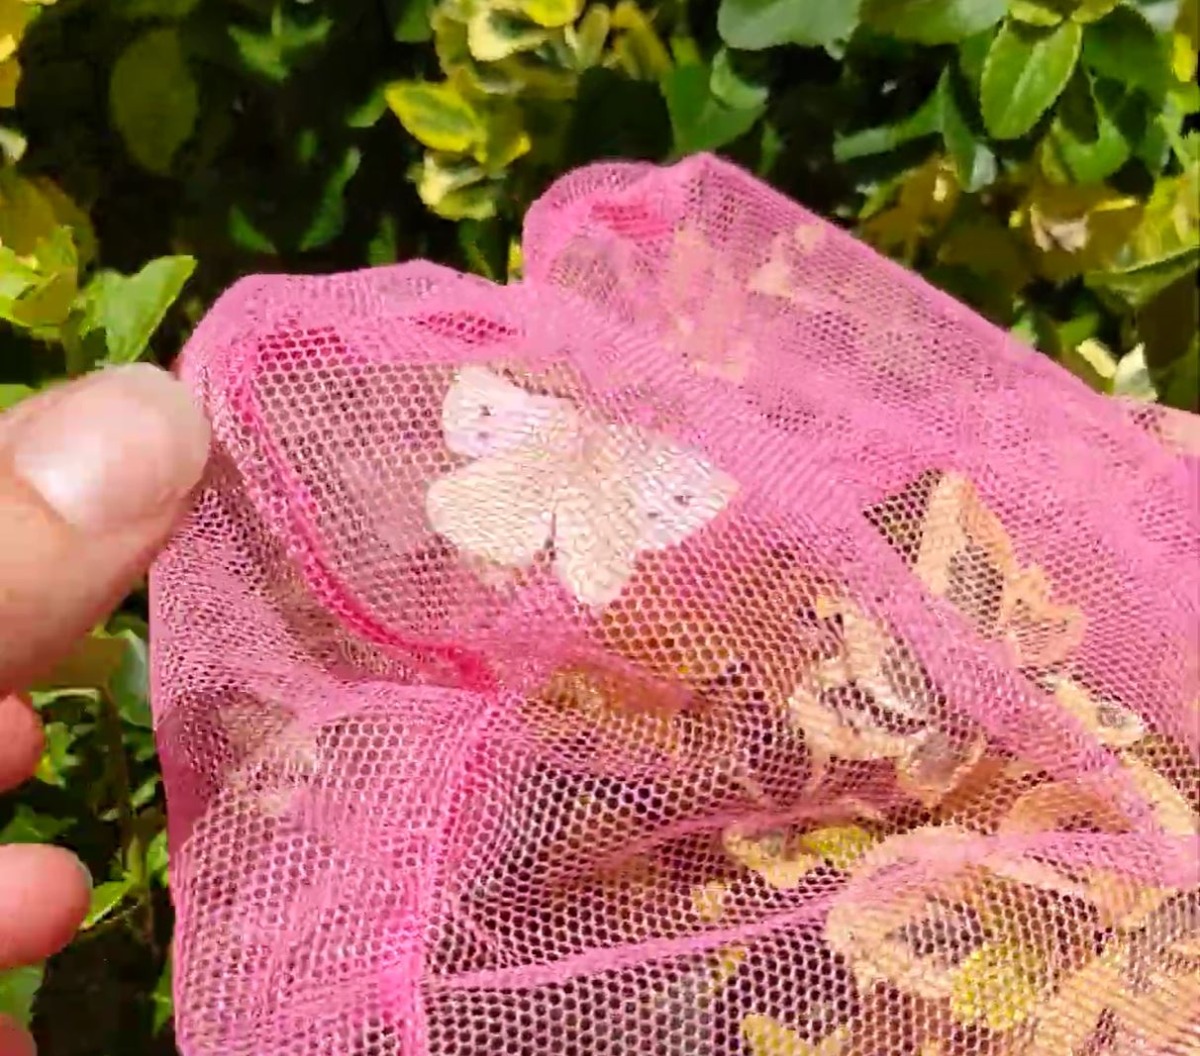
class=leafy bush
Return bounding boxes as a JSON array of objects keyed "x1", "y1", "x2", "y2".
[{"x1": 0, "y1": 0, "x2": 1195, "y2": 1051}]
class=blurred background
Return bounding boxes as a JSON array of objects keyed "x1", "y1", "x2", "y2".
[{"x1": 0, "y1": 0, "x2": 1196, "y2": 1051}]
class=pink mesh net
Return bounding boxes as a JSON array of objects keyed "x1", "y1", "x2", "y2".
[{"x1": 150, "y1": 153, "x2": 1200, "y2": 1056}]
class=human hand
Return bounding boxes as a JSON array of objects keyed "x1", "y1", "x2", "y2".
[{"x1": 0, "y1": 364, "x2": 210, "y2": 1055}]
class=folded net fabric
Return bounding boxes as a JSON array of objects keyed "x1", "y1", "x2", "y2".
[{"x1": 150, "y1": 154, "x2": 1200, "y2": 1056}]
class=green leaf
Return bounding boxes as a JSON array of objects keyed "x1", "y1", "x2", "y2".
[
  {"x1": 710, "y1": 48, "x2": 770, "y2": 110},
  {"x1": 939, "y1": 68, "x2": 997, "y2": 189},
  {"x1": 72, "y1": 256, "x2": 196, "y2": 366},
  {"x1": 387, "y1": 0, "x2": 434, "y2": 42},
  {"x1": 958, "y1": 28, "x2": 995, "y2": 91},
  {"x1": 152, "y1": 955, "x2": 174, "y2": 1035},
  {"x1": 1086, "y1": 246, "x2": 1199, "y2": 309},
  {"x1": 111, "y1": 630, "x2": 152, "y2": 729},
  {"x1": 861, "y1": 0, "x2": 1006, "y2": 43},
  {"x1": 81, "y1": 879, "x2": 134, "y2": 931},
  {"x1": 1071, "y1": 0, "x2": 1119, "y2": 23},
  {"x1": 385, "y1": 80, "x2": 485, "y2": 153},
  {"x1": 833, "y1": 85, "x2": 942, "y2": 161},
  {"x1": 1135, "y1": 272, "x2": 1199, "y2": 373},
  {"x1": 146, "y1": 829, "x2": 170, "y2": 886},
  {"x1": 36, "y1": 723, "x2": 80, "y2": 788},
  {"x1": 1156, "y1": 333, "x2": 1198, "y2": 412},
  {"x1": 228, "y1": 9, "x2": 335, "y2": 82},
  {"x1": 981, "y1": 18, "x2": 1081, "y2": 139},
  {"x1": 110, "y1": 28, "x2": 199, "y2": 176},
  {"x1": 1081, "y1": 5, "x2": 1167, "y2": 103},
  {"x1": 662, "y1": 63, "x2": 765, "y2": 157},
  {"x1": 0, "y1": 383, "x2": 33, "y2": 410},
  {"x1": 346, "y1": 84, "x2": 392, "y2": 129},
  {"x1": 0, "y1": 965, "x2": 44, "y2": 1029},
  {"x1": 297, "y1": 147, "x2": 362, "y2": 252},
  {"x1": 717, "y1": 0, "x2": 860, "y2": 51},
  {"x1": 1009, "y1": 0, "x2": 1069, "y2": 26},
  {"x1": 1045, "y1": 72, "x2": 1136, "y2": 182},
  {"x1": 0, "y1": 806, "x2": 73, "y2": 844}
]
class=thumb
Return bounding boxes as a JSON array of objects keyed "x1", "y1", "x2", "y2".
[{"x1": 0, "y1": 363, "x2": 210, "y2": 694}]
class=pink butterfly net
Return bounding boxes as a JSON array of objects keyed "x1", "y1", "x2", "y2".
[{"x1": 150, "y1": 154, "x2": 1200, "y2": 1056}]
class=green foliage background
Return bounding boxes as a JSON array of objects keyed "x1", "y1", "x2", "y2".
[{"x1": 0, "y1": 0, "x2": 1197, "y2": 1051}]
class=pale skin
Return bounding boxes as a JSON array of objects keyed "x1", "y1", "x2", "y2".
[{"x1": 0, "y1": 364, "x2": 211, "y2": 1056}]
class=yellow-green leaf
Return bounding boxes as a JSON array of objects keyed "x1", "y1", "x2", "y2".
[
  {"x1": 1009, "y1": 0, "x2": 1066, "y2": 27},
  {"x1": 412, "y1": 152, "x2": 502, "y2": 219},
  {"x1": 110, "y1": 28, "x2": 199, "y2": 175},
  {"x1": 82, "y1": 879, "x2": 134, "y2": 931},
  {"x1": 0, "y1": 226, "x2": 77, "y2": 330},
  {"x1": 496, "y1": 0, "x2": 582, "y2": 29},
  {"x1": 741, "y1": 1014, "x2": 848, "y2": 1056},
  {"x1": 1174, "y1": 0, "x2": 1199, "y2": 83},
  {"x1": 474, "y1": 103, "x2": 532, "y2": 169},
  {"x1": 565, "y1": 3, "x2": 611, "y2": 68},
  {"x1": 797, "y1": 825, "x2": 877, "y2": 871},
  {"x1": 1062, "y1": 336, "x2": 1117, "y2": 390},
  {"x1": 467, "y1": 9, "x2": 550, "y2": 62},
  {"x1": 949, "y1": 941, "x2": 1041, "y2": 1032},
  {"x1": 1020, "y1": 179, "x2": 1141, "y2": 281},
  {"x1": 611, "y1": 0, "x2": 673, "y2": 78},
  {"x1": 385, "y1": 79, "x2": 485, "y2": 153},
  {"x1": 0, "y1": 964, "x2": 43, "y2": 1030},
  {"x1": 1071, "y1": 0, "x2": 1118, "y2": 23},
  {"x1": 0, "y1": 165, "x2": 62, "y2": 254},
  {"x1": 71, "y1": 255, "x2": 196, "y2": 366}
]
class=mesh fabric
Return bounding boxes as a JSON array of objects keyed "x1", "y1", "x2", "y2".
[{"x1": 150, "y1": 154, "x2": 1200, "y2": 1056}]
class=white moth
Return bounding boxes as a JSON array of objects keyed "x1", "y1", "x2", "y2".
[{"x1": 425, "y1": 366, "x2": 738, "y2": 607}]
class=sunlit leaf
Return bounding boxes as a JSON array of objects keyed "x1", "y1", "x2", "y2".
[
  {"x1": 610, "y1": 0, "x2": 673, "y2": 77},
  {"x1": 110, "y1": 28, "x2": 199, "y2": 175},
  {"x1": 1009, "y1": 0, "x2": 1067, "y2": 26},
  {"x1": 718, "y1": 0, "x2": 860, "y2": 51},
  {"x1": 565, "y1": 4, "x2": 611, "y2": 68},
  {"x1": 496, "y1": 0, "x2": 582, "y2": 29},
  {"x1": 467, "y1": 9, "x2": 550, "y2": 62},
  {"x1": 862, "y1": 0, "x2": 1005, "y2": 44},
  {"x1": 1174, "y1": 0, "x2": 1199, "y2": 83},
  {"x1": 81, "y1": 878, "x2": 134, "y2": 931},
  {"x1": 0, "y1": 382, "x2": 33, "y2": 409},
  {"x1": 71, "y1": 255, "x2": 196, "y2": 366},
  {"x1": 981, "y1": 18, "x2": 1081, "y2": 140},
  {"x1": 385, "y1": 79, "x2": 485, "y2": 153}
]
